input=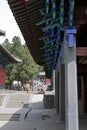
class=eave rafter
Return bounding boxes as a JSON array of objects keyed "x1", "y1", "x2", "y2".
[{"x1": 7, "y1": 0, "x2": 87, "y2": 77}]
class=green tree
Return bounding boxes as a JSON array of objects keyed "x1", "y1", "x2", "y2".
[
  {"x1": 2, "y1": 38, "x2": 12, "y2": 51},
  {"x1": 2, "y1": 36, "x2": 44, "y2": 89}
]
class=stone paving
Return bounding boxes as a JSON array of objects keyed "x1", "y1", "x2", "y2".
[
  {"x1": 0, "y1": 109, "x2": 65, "y2": 130},
  {"x1": 0, "y1": 92, "x2": 87, "y2": 130}
]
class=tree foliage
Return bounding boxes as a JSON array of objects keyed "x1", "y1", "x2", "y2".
[{"x1": 2, "y1": 36, "x2": 44, "y2": 88}]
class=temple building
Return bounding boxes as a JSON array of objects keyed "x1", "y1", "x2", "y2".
[
  {"x1": 7, "y1": 0, "x2": 87, "y2": 130},
  {"x1": 0, "y1": 44, "x2": 21, "y2": 89}
]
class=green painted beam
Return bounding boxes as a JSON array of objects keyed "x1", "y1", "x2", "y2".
[
  {"x1": 59, "y1": 0, "x2": 65, "y2": 25},
  {"x1": 39, "y1": 8, "x2": 46, "y2": 16},
  {"x1": 51, "y1": 0, "x2": 56, "y2": 19},
  {"x1": 36, "y1": 13, "x2": 52, "y2": 26},
  {"x1": 42, "y1": 19, "x2": 68, "y2": 31},
  {"x1": 68, "y1": 0, "x2": 75, "y2": 27}
]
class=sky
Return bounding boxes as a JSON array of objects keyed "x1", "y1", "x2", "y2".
[{"x1": 0, "y1": 0, "x2": 25, "y2": 44}]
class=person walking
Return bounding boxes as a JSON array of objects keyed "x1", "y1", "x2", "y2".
[{"x1": 25, "y1": 82, "x2": 31, "y2": 93}]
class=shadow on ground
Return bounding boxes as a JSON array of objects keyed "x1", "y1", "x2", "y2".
[{"x1": 0, "y1": 92, "x2": 87, "y2": 130}]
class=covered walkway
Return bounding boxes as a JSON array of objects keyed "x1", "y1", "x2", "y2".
[
  {"x1": 0, "y1": 92, "x2": 87, "y2": 130},
  {"x1": 4, "y1": 0, "x2": 87, "y2": 130}
]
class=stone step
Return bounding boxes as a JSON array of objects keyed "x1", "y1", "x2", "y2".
[
  {"x1": 0, "y1": 95, "x2": 6, "y2": 107},
  {"x1": 6, "y1": 94, "x2": 30, "y2": 108},
  {"x1": 0, "y1": 114, "x2": 20, "y2": 121},
  {"x1": 6, "y1": 104, "x2": 28, "y2": 108}
]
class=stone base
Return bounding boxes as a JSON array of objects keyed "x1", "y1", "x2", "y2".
[{"x1": 44, "y1": 91, "x2": 54, "y2": 109}]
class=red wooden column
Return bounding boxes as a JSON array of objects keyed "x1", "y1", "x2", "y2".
[{"x1": 0, "y1": 68, "x2": 6, "y2": 89}]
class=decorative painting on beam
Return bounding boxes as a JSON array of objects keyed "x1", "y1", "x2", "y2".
[{"x1": 36, "y1": 0, "x2": 75, "y2": 75}]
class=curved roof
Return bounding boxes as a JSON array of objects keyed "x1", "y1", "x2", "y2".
[
  {"x1": 7, "y1": 0, "x2": 87, "y2": 77},
  {"x1": 0, "y1": 44, "x2": 21, "y2": 64}
]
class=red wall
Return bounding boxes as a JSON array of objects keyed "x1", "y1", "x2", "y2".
[{"x1": 0, "y1": 68, "x2": 6, "y2": 85}]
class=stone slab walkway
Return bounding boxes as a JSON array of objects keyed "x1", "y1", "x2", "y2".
[{"x1": 0, "y1": 93, "x2": 87, "y2": 130}]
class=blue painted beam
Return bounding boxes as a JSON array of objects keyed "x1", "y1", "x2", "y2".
[
  {"x1": 39, "y1": 31, "x2": 52, "y2": 41},
  {"x1": 65, "y1": 27, "x2": 77, "y2": 47}
]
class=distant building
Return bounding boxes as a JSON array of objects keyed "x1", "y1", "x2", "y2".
[
  {"x1": 38, "y1": 72, "x2": 46, "y2": 84},
  {"x1": 0, "y1": 45, "x2": 21, "y2": 89}
]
